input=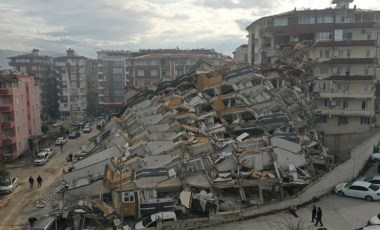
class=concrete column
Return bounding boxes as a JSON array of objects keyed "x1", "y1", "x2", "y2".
[{"x1": 258, "y1": 186, "x2": 263, "y2": 204}]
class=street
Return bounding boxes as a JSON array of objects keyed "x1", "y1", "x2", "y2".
[{"x1": 0, "y1": 125, "x2": 98, "y2": 229}]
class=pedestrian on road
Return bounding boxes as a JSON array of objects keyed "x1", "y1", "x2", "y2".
[
  {"x1": 37, "y1": 175, "x2": 43, "y2": 187},
  {"x1": 60, "y1": 142, "x2": 63, "y2": 153},
  {"x1": 315, "y1": 207, "x2": 323, "y2": 227},
  {"x1": 28, "y1": 176, "x2": 34, "y2": 189},
  {"x1": 311, "y1": 205, "x2": 316, "y2": 222}
]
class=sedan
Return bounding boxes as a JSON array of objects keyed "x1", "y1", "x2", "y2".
[
  {"x1": 52, "y1": 121, "x2": 63, "y2": 127},
  {"x1": 370, "y1": 153, "x2": 380, "y2": 162},
  {"x1": 34, "y1": 152, "x2": 50, "y2": 165},
  {"x1": 335, "y1": 181, "x2": 380, "y2": 201},
  {"x1": 68, "y1": 131, "x2": 81, "y2": 139},
  {"x1": 83, "y1": 126, "x2": 92, "y2": 133},
  {"x1": 358, "y1": 176, "x2": 380, "y2": 185},
  {"x1": 55, "y1": 137, "x2": 68, "y2": 145},
  {"x1": 41, "y1": 148, "x2": 55, "y2": 156},
  {"x1": 0, "y1": 177, "x2": 18, "y2": 194}
]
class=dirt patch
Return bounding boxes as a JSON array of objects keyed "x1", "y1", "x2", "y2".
[{"x1": 43, "y1": 167, "x2": 59, "y2": 174}]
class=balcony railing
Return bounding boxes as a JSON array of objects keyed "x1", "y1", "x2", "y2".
[
  {"x1": 0, "y1": 89, "x2": 13, "y2": 95},
  {"x1": 0, "y1": 104, "x2": 14, "y2": 112},
  {"x1": 3, "y1": 136, "x2": 16, "y2": 145},
  {"x1": 1, "y1": 121, "x2": 15, "y2": 129}
]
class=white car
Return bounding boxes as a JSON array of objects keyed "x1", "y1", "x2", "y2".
[
  {"x1": 55, "y1": 137, "x2": 68, "y2": 145},
  {"x1": 0, "y1": 177, "x2": 18, "y2": 194},
  {"x1": 41, "y1": 148, "x2": 55, "y2": 156},
  {"x1": 34, "y1": 152, "x2": 50, "y2": 165},
  {"x1": 83, "y1": 126, "x2": 92, "y2": 133},
  {"x1": 368, "y1": 213, "x2": 380, "y2": 226},
  {"x1": 135, "y1": 212, "x2": 177, "y2": 229},
  {"x1": 52, "y1": 121, "x2": 63, "y2": 127},
  {"x1": 370, "y1": 153, "x2": 380, "y2": 162},
  {"x1": 335, "y1": 181, "x2": 380, "y2": 201},
  {"x1": 358, "y1": 176, "x2": 380, "y2": 185}
]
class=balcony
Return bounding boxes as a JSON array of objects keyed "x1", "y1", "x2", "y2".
[
  {"x1": 315, "y1": 90, "x2": 375, "y2": 99},
  {"x1": 314, "y1": 40, "x2": 376, "y2": 47},
  {"x1": 1, "y1": 121, "x2": 15, "y2": 129},
  {"x1": 0, "y1": 104, "x2": 14, "y2": 112},
  {"x1": 314, "y1": 107, "x2": 375, "y2": 117},
  {"x1": 0, "y1": 89, "x2": 13, "y2": 95},
  {"x1": 3, "y1": 137, "x2": 16, "y2": 145},
  {"x1": 322, "y1": 58, "x2": 377, "y2": 65}
]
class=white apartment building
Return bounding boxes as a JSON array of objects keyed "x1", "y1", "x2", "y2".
[{"x1": 54, "y1": 49, "x2": 90, "y2": 118}]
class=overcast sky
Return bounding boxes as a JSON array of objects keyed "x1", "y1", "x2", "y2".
[{"x1": 0, "y1": 0, "x2": 379, "y2": 57}]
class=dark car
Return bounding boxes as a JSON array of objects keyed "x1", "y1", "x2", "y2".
[{"x1": 68, "y1": 131, "x2": 81, "y2": 139}]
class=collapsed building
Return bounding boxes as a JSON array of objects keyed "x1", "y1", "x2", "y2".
[{"x1": 46, "y1": 60, "x2": 331, "y2": 229}]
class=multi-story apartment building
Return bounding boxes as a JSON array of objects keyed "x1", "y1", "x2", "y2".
[
  {"x1": 233, "y1": 44, "x2": 248, "y2": 64},
  {"x1": 0, "y1": 72, "x2": 41, "y2": 161},
  {"x1": 54, "y1": 49, "x2": 91, "y2": 118},
  {"x1": 246, "y1": 0, "x2": 380, "y2": 139},
  {"x1": 8, "y1": 49, "x2": 58, "y2": 120},
  {"x1": 97, "y1": 50, "x2": 131, "y2": 114},
  {"x1": 87, "y1": 59, "x2": 99, "y2": 117},
  {"x1": 126, "y1": 49, "x2": 226, "y2": 88}
]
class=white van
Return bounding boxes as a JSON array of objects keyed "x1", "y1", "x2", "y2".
[{"x1": 135, "y1": 211, "x2": 177, "y2": 229}]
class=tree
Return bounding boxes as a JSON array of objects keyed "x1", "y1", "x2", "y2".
[{"x1": 0, "y1": 165, "x2": 10, "y2": 186}]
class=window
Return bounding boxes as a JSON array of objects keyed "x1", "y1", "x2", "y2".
[
  {"x1": 367, "y1": 32, "x2": 373, "y2": 40},
  {"x1": 319, "y1": 50, "x2": 330, "y2": 58},
  {"x1": 338, "y1": 50, "x2": 343, "y2": 57},
  {"x1": 366, "y1": 49, "x2": 372, "y2": 58},
  {"x1": 137, "y1": 70, "x2": 144, "y2": 77},
  {"x1": 362, "y1": 100, "x2": 369, "y2": 110},
  {"x1": 298, "y1": 16, "x2": 315, "y2": 24},
  {"x1": 317, "y1": 115, "x2": 327, "y2": 123},
  {"x1": 360, "y1": 117, "x2": 371, "y2": 124},
  {"x1": 316, "y1": 32, "x2": 332, "y2": 41},
  {"x1": 364, "y1": 67, "x2": 369, "y2": 75},
  {"x1": 346, "y1": 50, "x2": 351, "y2": 58},
  {"x1": 150, "y1": 70, "x2": 158, "y2": 76},
  {"x1": 345, "y1": 66, "x2": 350, "y2": 76},
  {"x1": 122, "y1": 192, "x2": 135, "y2": 203},
  {"x1": 343, "y1": 32, "x2": 352, "y2": 41},
  {"x1": 113, "y1": 68, "x2": 123, "y2": 74},
  {"x1": 319, "y1": 65, "x2": 329, "y2": 74},
  {"x1": 274, "y1": 17, "x2": 288, "y2": 26},
  {"x1": 317, "y1": 15, "x2": 333, "y2": 23},
  {"x1": 338, "y1": 116, "x2": 348, "y2": 125},
  {"x1": 343, "y1": 100, "x2": 348, "y2": 109},
  {"x1": 32, "y1": 66, "x2": 37, "y2": 71}
]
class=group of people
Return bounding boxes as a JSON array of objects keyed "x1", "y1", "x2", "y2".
[{"x1": 28, "y1": 175, "x2": 43, "y2": 189}]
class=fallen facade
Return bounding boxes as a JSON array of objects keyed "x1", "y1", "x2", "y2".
[{"x1": 42, "y1": 62, "x2": 332, "y2": 229}]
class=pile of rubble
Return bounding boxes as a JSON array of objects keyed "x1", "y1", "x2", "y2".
[{"x1": 52, "y1": 63, "x2": 330, "y2": 229}]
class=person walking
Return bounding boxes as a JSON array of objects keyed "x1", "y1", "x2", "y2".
[
  {"x1": 60, "y1": 142, "x2": 64, "y2": 153},
  {"x1": 315, "y1": 207, "x2": 323, "y2": 227},
  {"x1": 37, "y1": 175, "x2": 43, "y2": 188},
  {"x1": 311, "y1": 205, "x2": 316, "y2": 223},
  {"x1": 28, "y1": 176, "x2": 34, "y2": 189}
]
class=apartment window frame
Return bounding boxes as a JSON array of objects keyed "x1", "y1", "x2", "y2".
[
  {"x1": 273, "y1": 17, "x2": 288, "y2": 26},
  {"x1": 338, "y1": 116, "x2": 349, "y2": 125},
  {"x1": 360, "y1": 117, "x2": 371, "y2": 125},
  {"x1": 298, "y1": 16, "x2": 315, "y2": 24}
]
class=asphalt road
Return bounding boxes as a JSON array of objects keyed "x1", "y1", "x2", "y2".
[{"x1": 0, "y1": 125, "x2": 98, "y2": 229}]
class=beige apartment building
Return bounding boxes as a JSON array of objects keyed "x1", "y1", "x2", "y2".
[{"x1": 246, "y1": 0, "x2": 380, "y2": 138}]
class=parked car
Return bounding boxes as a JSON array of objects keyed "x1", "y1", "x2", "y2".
[
  {"x1": 68, "y1": 131, "x2": 81, "y2": 139},
  {"x1": 52, "y1": 121, "x2": 63, "y2": 127},
  {"x1": 368, "y1": 212, "x2": 380, "y2": 226},
  {"x1": 41, "y1": 148, "x2": 55, "y2": 156},
  {"x1": 0, "y1": 177, "x2": 18, "y2": 194},
  {"x1": 135, "y1": 212, "x2": 177, "y2": 229},
  {"x1": 34, "y1": 152, "x2": 50, "y2": 165},
  {"x1": 335, "y1": 181, "x2": 380, "y2": 201},
  {"x1": 83, "y1": 126, "x2": 92, "y2": 133},
  {"x1": 358, "y1": 176, "x2": 380, "y2": 185},
  {"x1": 55, "y1": 137, "x2": 68, "y2": 145},
  {"x1": 370, "y1": 153, "x2": 380, "y2": 162}
]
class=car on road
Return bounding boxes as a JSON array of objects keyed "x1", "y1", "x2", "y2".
[
  {"x1": 135, "y1": 212, "x2": 177, "y2": 230},
  {"x1": 83, "y1": 126, "x2": 92, "y2": 133},
  {"x1": 335, "y1": 181, "x2": 380, "y2": 201},
  {"x1": 358, "y1": 176, "x2": 380, "y2": 185},
  {"x1": 68, "y1": 131, "x2": 81, "y2": 139},
  {"x1": 34, "y1": 152, "x2": 50, "y2": 165},
  {"x1": 0, "y1": 177, "x2": 18, "y2": 194},
  {"x1": 55, "y1": 137, "x2": 68, "y2": 145},
  {"x1": 41, "y1": 148, "x2": 55, "y2": 156},
  {"x1": 370, "y1": 153, "x2": 380, "y2": 162},
  {"x1": 368, "y1": 212, "x2": 380, "y2": 226},
  {"x1": 52, "y1": 121, "x2": 63, "y2": 127}
]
